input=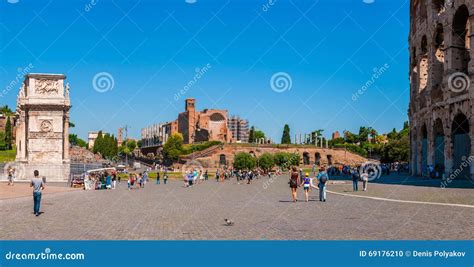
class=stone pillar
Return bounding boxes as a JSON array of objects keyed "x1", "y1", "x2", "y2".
[
  {"x1": 63, "y1": 114, "x2": 70, "y2": 161},
  {"x1": 444, "y1": 131, "x2": 453, "y2": 176},
  {"x1": 416, "y1": 129, "x2": 422, "y2": 176},
  {"x1": 427, "y1": 119, "x2": 434, "y2": 166}
]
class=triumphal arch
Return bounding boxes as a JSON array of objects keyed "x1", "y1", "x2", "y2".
[{"x1": 15, "y1": 73, "x2": 71, "y2": 182}]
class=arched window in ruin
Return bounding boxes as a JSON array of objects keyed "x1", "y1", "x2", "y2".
[
  {"x1": 432, "y1": 0, "x2": 445, "y2": 15},
  {"x1": 219, "y1": 154, "x2": 226, "y2": 166},
  {"x1": 451, "y1": 113, "x2": 470, "y2": 179},
  {"x1": 419, "y1": 36, "x2": 429, "y2": 91},
  {"x1": 326, "y1": 154, "x2": 333, "y2": 166},
  {"x1": 315, "y1": 152, "x2": 321, "y2": 166},
  {"x1": 433, "y1": 119, "x2": 445, "y2": 174},
  {"x1": 303, "y1": 152, "x2": 310, "y2": 165},
  {"x1": 452, "y1": 5, "x2": 471, "y2": 73},
  {"x1": 421, "y1": 124, "x2": 428, "y2": 176},
  {"x1": 210, "y1": 113, "x2": 226, "y2": 122}
]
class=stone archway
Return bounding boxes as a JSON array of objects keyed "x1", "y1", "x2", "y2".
[
  {"x1": 303, "y1": 152, "x2": 310, "y2": 165},
  {"x1": 451, "y1": 5, "x2": 470, "y2": 73},
  {"x1": 327, "y1": 154, "x2": 333, "y2": 166},
  {"x1": 219, "y1": 154, "x2": 227, "y2": 166},
  {"x1": 315, "y1": 152, "x2": 321, "y2": 166}
]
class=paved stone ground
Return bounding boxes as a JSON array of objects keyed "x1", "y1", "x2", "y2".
[
  {"x1": 0, "y1": 175, "x2": 472, "y2": 240},
  {"x1": 331, "y1": 175, "x2": 474, "y2": 205},
  {"x1": 0, "y1": 182, "x2": 78, "y2": 200}
]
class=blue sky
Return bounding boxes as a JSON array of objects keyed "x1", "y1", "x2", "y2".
[{"x1": 0, "y1": 0, "x2": 409, "y2": 142}]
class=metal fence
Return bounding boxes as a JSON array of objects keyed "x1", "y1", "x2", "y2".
[{"x1": 70, "y1": 163, "x2": 103, "y2": 176}]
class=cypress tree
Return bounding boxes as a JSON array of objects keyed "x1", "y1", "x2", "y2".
[
  {"x1": 281, "y1": 124, "x2": 291, "y2": 144},
  {"x1": 5, "y1": 116, "x2": 12, "y2": 150}
]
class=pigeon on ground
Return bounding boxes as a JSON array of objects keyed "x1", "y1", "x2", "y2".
[{"x1": 224, "y1": 218, "x2": 234, "y2": 226}]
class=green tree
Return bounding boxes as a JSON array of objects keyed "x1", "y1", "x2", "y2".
[
  {"x1": 0, "y1": 131, "x2": 6, "y2": 150},
  {"x1": 254, "y1": 130, "x2": 265, "y2": 140},
  {"x1": 162, "y1": 133, "x2": 183, "y2": 162},
  {"x1": 4, "y1": 116, "x2": 12, "y2": 150},
  {"x1": 93, "y1": 131, "x2": 103, "y2": 154},
  {"x1": 233, "y1": 152, "x2": 256, "y2": 170},
  {"x1": 281, "y1": 124, "x2": 291, "y2": 144},
  {"x1": 273, "y1": 152, "x2": 299, "y2": 170},
  {"x1": 69, "y1": 134, "x2": 87, "y2": 148},
  {"x1": 0, "y1": 105, "x2": 13, "y2": 115},
  {"x1": 248, "y1": 126, "x2": 255, "y2": 143},
  {"x1": 258, "y1": 153, "x2": 274, "y2": 173}
]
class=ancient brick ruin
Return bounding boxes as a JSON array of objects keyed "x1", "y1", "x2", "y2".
[{"x1": 409, "y1": 0, "x2": 473, "y2": 180}]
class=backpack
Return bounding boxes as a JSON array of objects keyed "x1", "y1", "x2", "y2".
[{"x1": 319, "y1": 173, "x2": 328, "y2": 184}]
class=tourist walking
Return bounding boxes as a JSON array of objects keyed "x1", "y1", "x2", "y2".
[
  {"x1": 302, "y1": 172, "x2": 311, "y2": 202},
  {"x1": 351, "y1": 169, "x2": 359, "y2": 192},
  {"x1": 7, "y1": 167, "x2": 14, "y2": 186},
  {"x1": 112, "y1": 173, "x2": 117, "y2": 189},
  {"x1": 163, "y1": 170, "x2": 168, "y2": 184},
  {"x1": 361, "y1": 170, "x2": 369, "y2": 191},
  {"x1": 317, "y1": 167, "x2": 329, "y2": 202},
  {"x1": 31, "y1": 170, "x2": 45, "y2": 216},
  {"x1": 289, "y1": 167, "x2": 300, "y2": 203},
  {"x1": 156, "y1": 172, "x2": 161, "y2": 184},
  {"x1": 105, "y1": 173, "x2": 112, "y2": 190},
  {"x1": 204, "y1": 170, "x2": 208, "y2": 181}
]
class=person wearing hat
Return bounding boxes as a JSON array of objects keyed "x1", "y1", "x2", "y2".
[{"x1": 302, "y1": 172, "x2": 312, "y2": 202}]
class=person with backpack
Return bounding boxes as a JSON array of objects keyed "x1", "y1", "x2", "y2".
[
  {"x1": 351, "y1": 168, "x2": 359, "y2": 192},
  {"x1": 163, "y1": 170, "x2": 168, "y2": 184},
  {"x1": 289, "y1": 167, "x2": 300, "y2": 203},
  {"x1": 317, "y1": 167, "x2": 329, "y2": 202}
]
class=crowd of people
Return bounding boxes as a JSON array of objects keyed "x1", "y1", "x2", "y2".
[{"x1": 84, "y1": 170, "x2": 118, "y2": 190}]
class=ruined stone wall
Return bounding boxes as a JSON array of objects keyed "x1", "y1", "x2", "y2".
[
  {"x1": 192, "y1": 144, "x2": 368, "y2": 169},
  {"x1": 409, "y1": 0, "x2": 474, "y2": 180}
]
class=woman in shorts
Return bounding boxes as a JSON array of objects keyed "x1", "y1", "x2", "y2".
[
  {"x1": 302, "y1": 172, "x2": 311, "y2": 202},
  {"x1": 289, "y1": 167, "x2": 300, "y2": 202}
]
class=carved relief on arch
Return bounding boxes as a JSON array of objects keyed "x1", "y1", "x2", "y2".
[{"x1": 35, "y1": 79, "x2": 59, "y2": 95}]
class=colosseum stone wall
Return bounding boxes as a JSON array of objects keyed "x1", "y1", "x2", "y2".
[{"x1": 409, "y1": 0, "x2": 473, "y2": 181}]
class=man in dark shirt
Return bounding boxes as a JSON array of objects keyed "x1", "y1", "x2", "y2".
[{"x1": 30, "y1": 170, "x2": 45, "y2": 217}]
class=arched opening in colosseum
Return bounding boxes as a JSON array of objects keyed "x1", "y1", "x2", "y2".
[
  {"x1": 452, "y1": 5, "x2": 471, "y2": 73},
  {"x1": 419, "y1": 35, "x2": 429, "y2": 92},
  {"x1": 432, "y1": 0, "x2": 445, "y2": 15},
  {"x1": 421, "y1": 124, "x2": 428, "y2": 175},
  {"x1": 303, "y1": 152, "x2": 310, "y2": 165},
  {"x1": 327, "y1": 154, "x2": 333, "y2": 166},
  {"x1": 315, "y1": 152, "x2": 321, "y2": 166},
  {"x1": 432, "y1": 24, "x2": 445, "y2": 95},
  {"x1": 219, "y1": 154, "x2": 226, "y2": 166},
  {"x1": 433, "y1": 119, "x2": 445, "y2": 174},
  {"x1": 451, "y1": 113, "x2": 470, "y2": 179}
]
